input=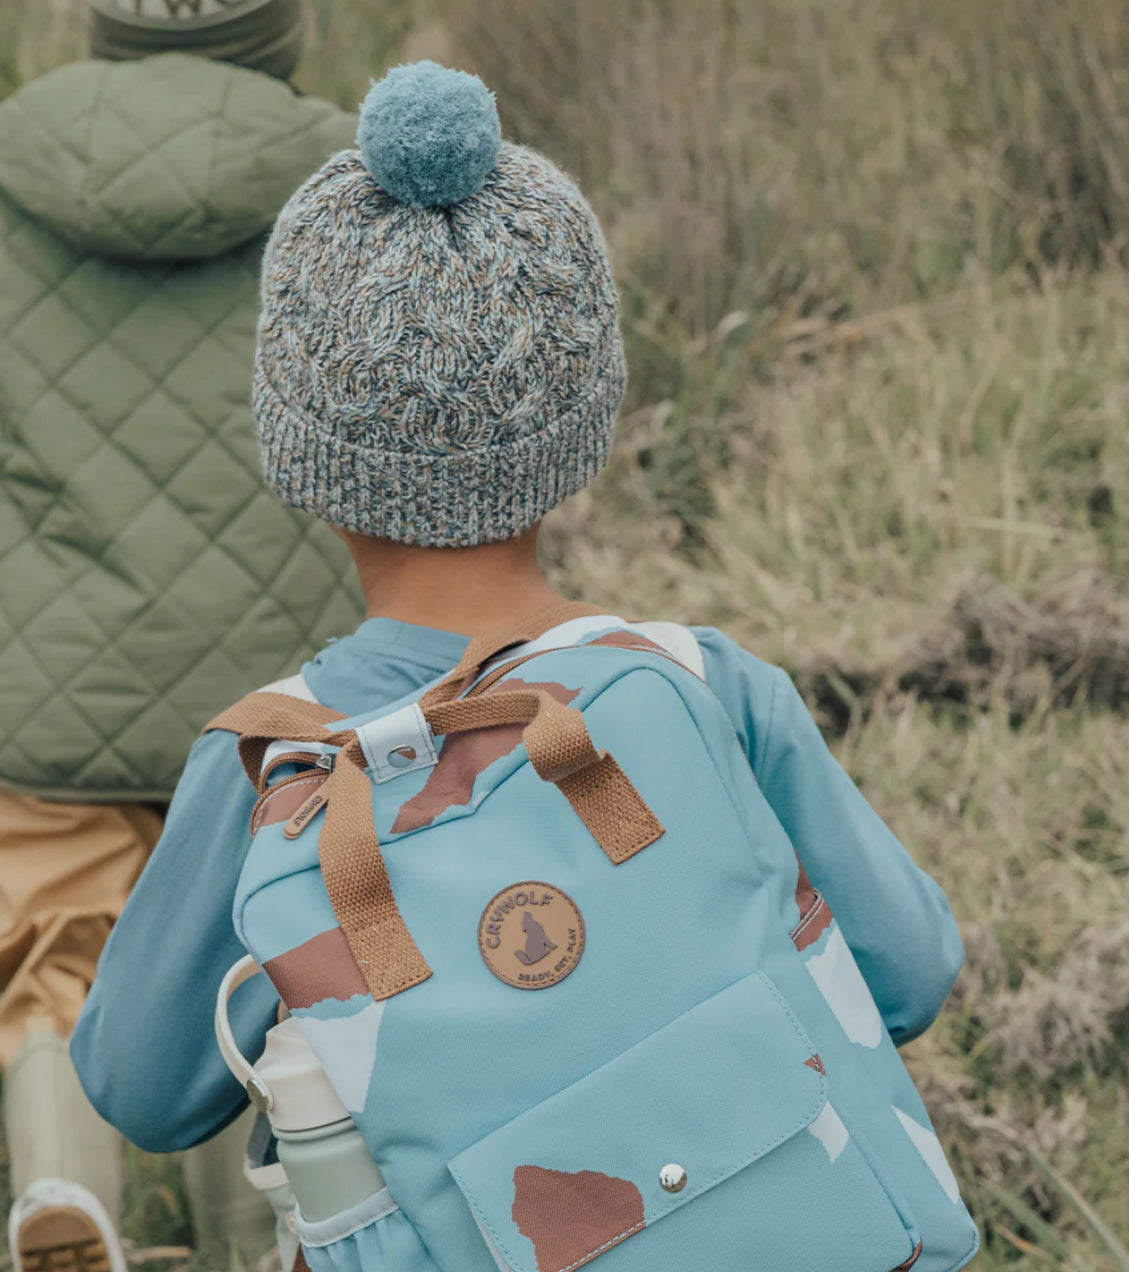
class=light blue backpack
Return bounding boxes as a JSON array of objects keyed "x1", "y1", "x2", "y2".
[{"x1": 209, "y1": 604, "x2": 979, "y2": 1272}]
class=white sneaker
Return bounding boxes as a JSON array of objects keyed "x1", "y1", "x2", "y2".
[{"x1": 7, "y1": 1179, "x2": 128, "y2": 1272}]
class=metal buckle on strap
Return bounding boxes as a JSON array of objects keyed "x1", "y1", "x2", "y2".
[{"x1": 261, "y1": 738, "x2": 339, "y2": 772}]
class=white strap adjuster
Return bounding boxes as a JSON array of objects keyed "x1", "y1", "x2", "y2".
[{"x1": 354, "y1": 704, "x2": 439, "y2": 783}]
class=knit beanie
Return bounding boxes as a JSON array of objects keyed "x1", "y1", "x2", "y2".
[
  {"x1": 88, "y1": 0, "x2": 304, "y2": 82},
  {"x1": 254, "y1": 61, "x2": 627, "y2": 548}
]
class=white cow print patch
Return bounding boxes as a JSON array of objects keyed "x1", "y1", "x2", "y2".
[
  {"x1": 808, "y1": 1103, "x2": 850, "y2": 1163},
  {"x1": 297, "y1": 1000, "x2": 386, "y2": 1116},
  {"x1": 803, "y1": 926, "x2": 884, "y2": 1049},
  {"x1": 894, "y1": 1106, "x2": 962, "y2": 1204}
]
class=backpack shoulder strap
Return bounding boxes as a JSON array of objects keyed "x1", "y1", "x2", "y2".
[{"x1": 633, "y1": 621, "x2": 706, "y2": 680}]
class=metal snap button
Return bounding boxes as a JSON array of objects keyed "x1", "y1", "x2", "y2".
[
  {"x1": 659, "y1": 1163, "x2": 687, "y2": 1194},
  {"x1": 387, "y1": 745, "x2": 418, "y2": 769}
]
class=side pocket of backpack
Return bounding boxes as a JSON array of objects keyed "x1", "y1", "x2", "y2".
[{"x1": 297, "y1": 1189, "x2": 440, "y2": 1272}]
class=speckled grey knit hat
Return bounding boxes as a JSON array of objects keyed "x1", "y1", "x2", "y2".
[{"x1": 254, "y1": 60, "x2": 627, "y2": 548}]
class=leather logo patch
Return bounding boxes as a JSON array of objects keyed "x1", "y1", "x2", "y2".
[{"x1": 478, "y1": 882, "x2": 585, "y2": 990}]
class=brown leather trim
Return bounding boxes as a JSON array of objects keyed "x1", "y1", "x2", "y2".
[
  {"x1": 205, "y1": 604, "x2": 665, "y2": 1009},
  {"x1": 251, "y1": 772, "x2": 330, "y2": 835},
  {"x1": 283, "y1": 786, "x2": 331, "y2": 839},
  {"x1": 16, "y1": 1204, "x2": 111, "y2": 1272},
  {"x1": 804, "y1": 1053, "x2": 827, "y2": 1075}
]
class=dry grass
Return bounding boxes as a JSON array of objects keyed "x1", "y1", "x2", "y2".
[
  {"x1": 436, "y1": 0, "x2": 1129, "y2": 350},
  {"x1": 543, "y1": 270, "x2": 1129, "y2": 670},
  {"x1": 4, "y1": 0, "x2": 1129, "y2": 1269}
]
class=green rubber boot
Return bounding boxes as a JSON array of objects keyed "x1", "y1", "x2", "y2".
[
  {"x1": 4, "y1": 1030, "x2": 126, "y2": 1272},
  {"x1": 182, "y1": 1108, "x2": 278, "y2": 1271}
]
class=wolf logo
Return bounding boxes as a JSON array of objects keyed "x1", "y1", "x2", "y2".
[
  {"x1": 478, "y1": 881, "x2": 585, "y2": 990},
  {"x1": 514, "y1": 912, "x2": 558, "y2": 966}
]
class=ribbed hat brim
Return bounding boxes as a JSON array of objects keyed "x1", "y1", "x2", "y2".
[{"x1": 255, "y1": 348, "x2": 627, "y2": 548}]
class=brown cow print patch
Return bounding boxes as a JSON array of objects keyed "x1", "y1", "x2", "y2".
[
  {"x1": 791, "y1": 861, "x2": 834, "y2": 952},
  {"x1": 512, "y1": 1166, "x2": 645, "y2": 1272},
  {"x1": 893, "y1": 1240, "x2": 924, "y2": 1271},
  {"x1": 263, "y1": 926, "x2": 368, "y2": 1010},
  {"x1": 479, "y1": 882, "x2": 585, "y2": 990},
  {"x1": 586, "y1": 630, "x2": 665, "y2": 654},
  {"x1": 391, "y1": 679, "x2": 580, "y2": 834}
]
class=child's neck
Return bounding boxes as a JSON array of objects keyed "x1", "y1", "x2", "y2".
[{"x1": 339, "y1": 527, "x2": 568, "y2": 638}]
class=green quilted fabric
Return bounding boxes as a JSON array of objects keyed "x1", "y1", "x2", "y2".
[{"x1": 0, "y1": 54, "x2": 363, "y2": 801}]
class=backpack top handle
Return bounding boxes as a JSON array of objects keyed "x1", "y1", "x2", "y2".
[{"x1": 204, "y1": 602, "x2": 665, "y2": 1003}]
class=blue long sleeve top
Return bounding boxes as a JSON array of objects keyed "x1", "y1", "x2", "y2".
[{"x1": 71, "y1": 618, "x2": 963, "y2": 1152}]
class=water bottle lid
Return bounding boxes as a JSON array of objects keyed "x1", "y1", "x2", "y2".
[
  {"x1": 216, "y1": 956, "x2": 350, "y2": 1134},
  {"x1": 256, "y1": 1017, "x2": 351, "y2": 1133}
]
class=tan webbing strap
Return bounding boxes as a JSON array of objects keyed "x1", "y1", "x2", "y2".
[
  {"x1": 517, "y1": 692, "x2": 664, "y2": 863},
  {"x1": 205, "y1": 693, "x2": 432, "y2": 1001},
  {"x1": 424, "y1": 690, "x2": 548, "y2": 735},
  {"x1": 553, "y1": 755, "x2": 665, "y2": 864},
  {"x1": 318, "y1": 737, "x2": 432, "y2": 999},
  {"x1": 206, "y1": 693, "x2": 348, "y2": 790},
  {"x1": 424, "y1": 690, "x2": 665, "y2": 865},
  {"x1": 521, "y1": 695, "x2": 600, "y2": 780},
  {"x1": 419, "y1": 601, "x2": 607, "y2": 712}
]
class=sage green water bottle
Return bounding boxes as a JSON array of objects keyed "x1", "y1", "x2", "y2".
[{"x1": 217, "y1": 958, "x2": 387, "y2": 1224}]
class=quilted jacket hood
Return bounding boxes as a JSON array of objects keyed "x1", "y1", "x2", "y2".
[{"x1": 0, "y1": 53, "x2": 355, "y2": 261}]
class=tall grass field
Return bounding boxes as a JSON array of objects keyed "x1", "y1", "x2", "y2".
[{"x1": 3, "y1": 1, "x2": 1129, "y2": 1270}]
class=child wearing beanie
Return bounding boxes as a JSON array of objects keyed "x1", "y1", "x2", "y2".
[{"x1": 73, "y1": 61, "x2": 965, "y2": 1264}]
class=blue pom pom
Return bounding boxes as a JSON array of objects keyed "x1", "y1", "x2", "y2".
[{"x1": 357, "y1": 61, "x2": 501, "y2": 208}]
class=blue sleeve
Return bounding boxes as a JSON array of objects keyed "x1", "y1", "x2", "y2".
[
  {"x1": 695, "y1": 628, "x2": 964, "y2": 1044},
  {"x1": 71, "y1": 731, "x2": 278, "y2": 1152}
]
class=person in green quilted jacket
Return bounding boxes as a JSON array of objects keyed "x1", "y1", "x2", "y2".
[{"x1": 0, "y1": 4, "x2": 362, "y2": 1272}]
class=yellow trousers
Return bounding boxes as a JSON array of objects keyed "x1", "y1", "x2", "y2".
[
  {"x1": 0, "y1": 791, "x2": 161, "y2": 1067},
  {"x1": 0, "y1": 789, "x2": 276, "y2": 1263}
]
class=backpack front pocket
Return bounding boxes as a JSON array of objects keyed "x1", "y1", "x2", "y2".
[{"x1": 449, "y1": 972, "x2": 920, "y2": 1272}]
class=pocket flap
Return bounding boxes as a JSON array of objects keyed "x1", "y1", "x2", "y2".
[{"x1": 449, "y1": 972, "x2": 828, "y2": 1272}]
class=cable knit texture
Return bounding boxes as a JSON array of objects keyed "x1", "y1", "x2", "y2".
[{"x1": 254, "y1": 65, "x2": 627, "y2": 547}]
